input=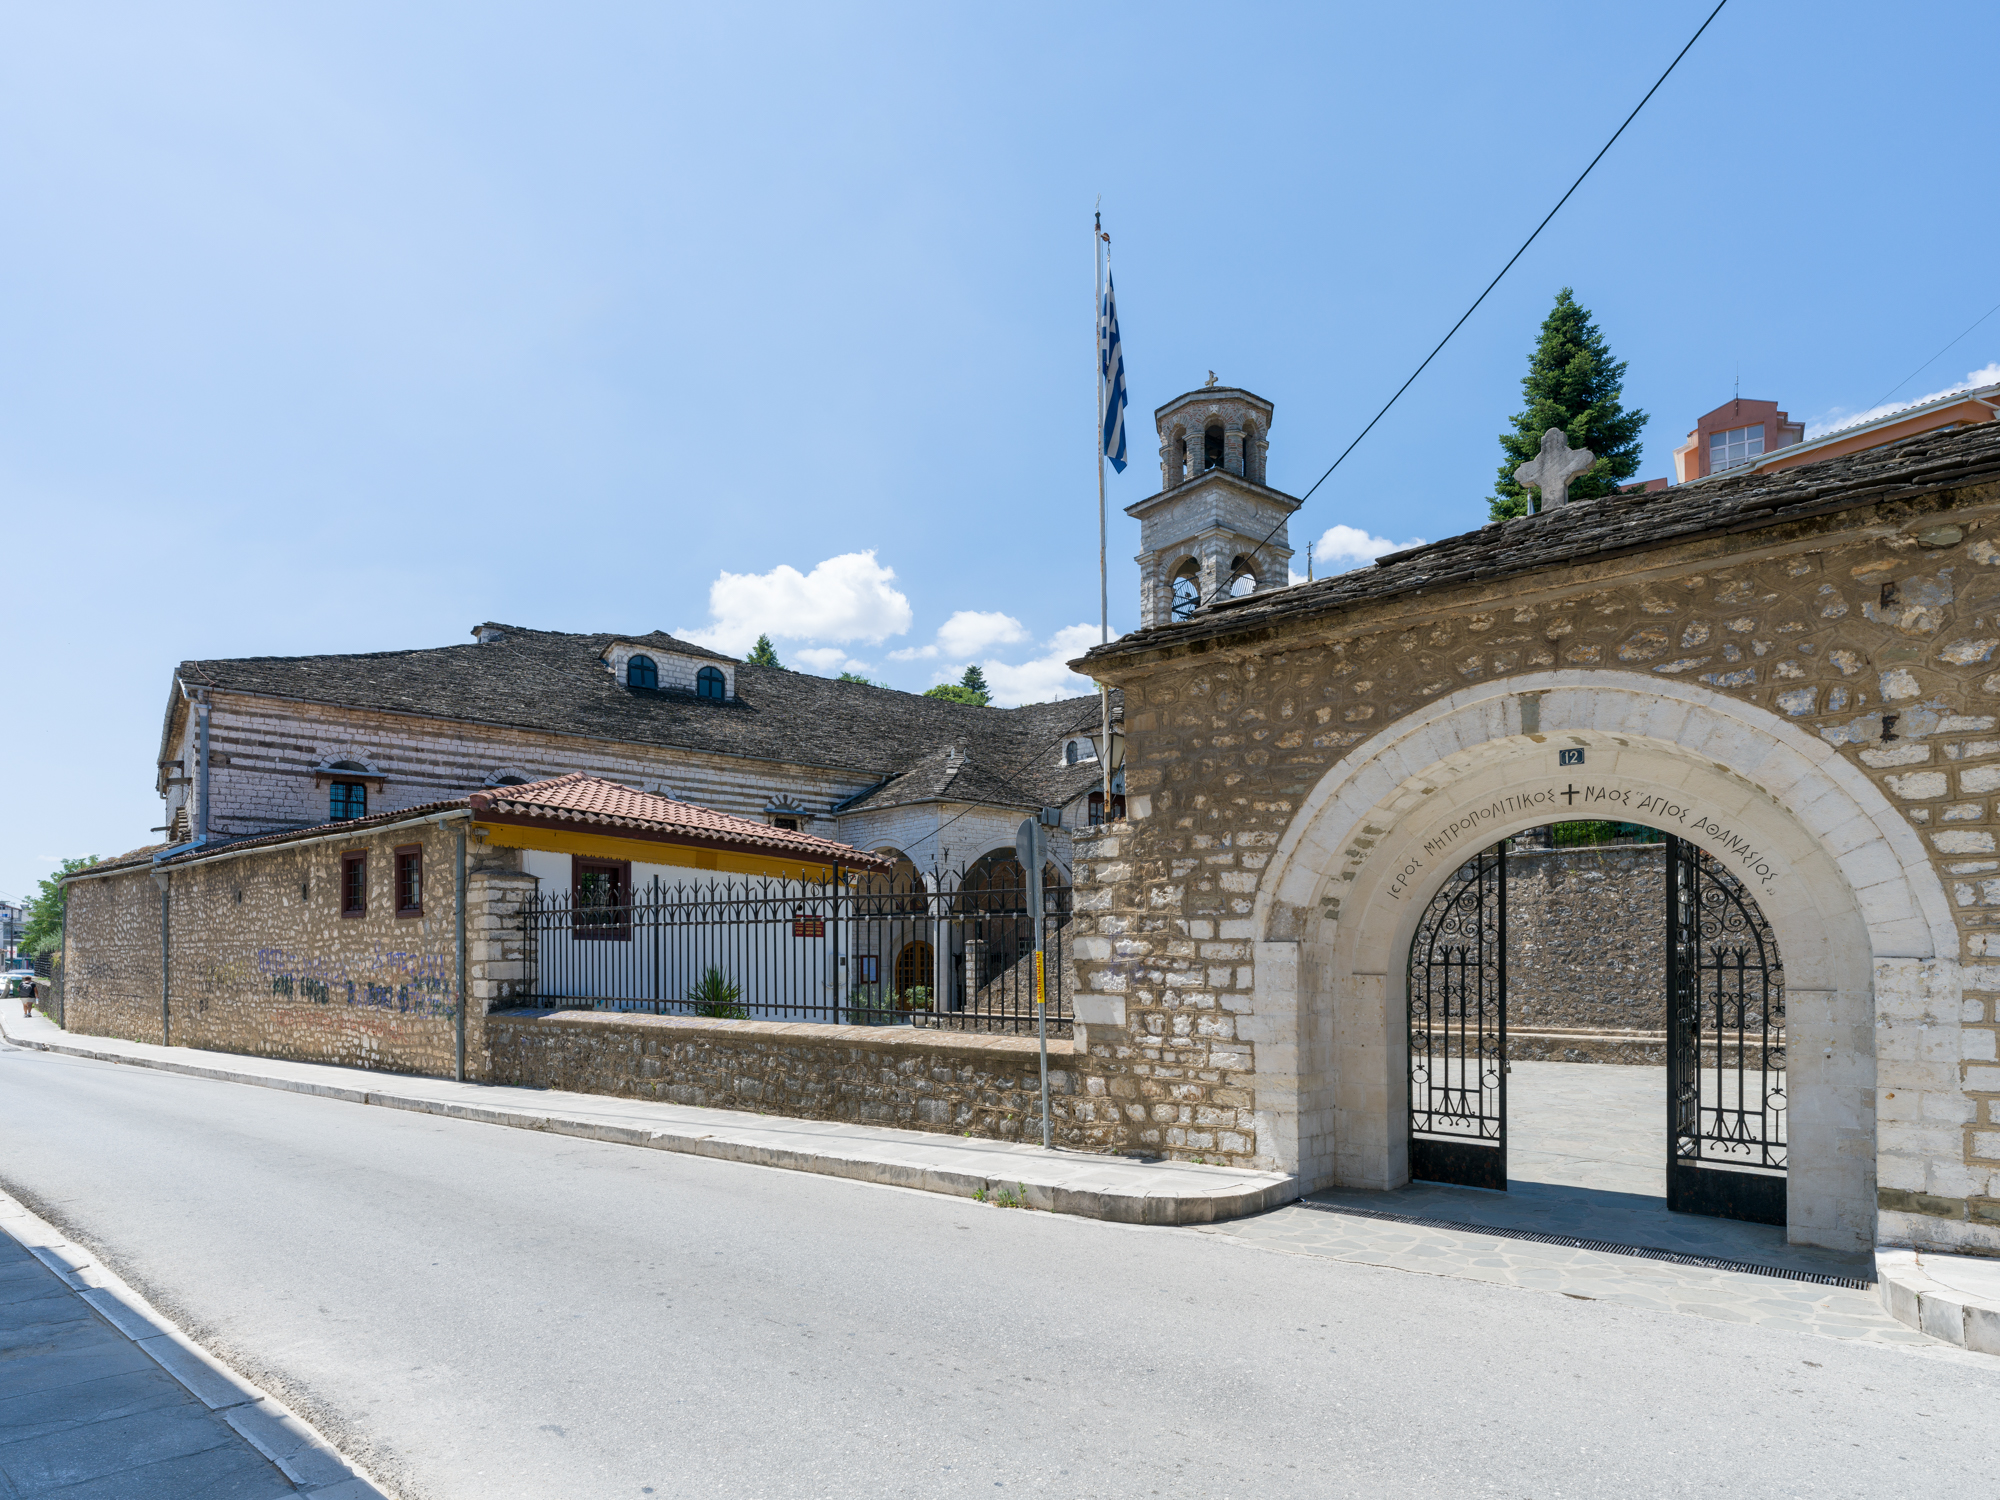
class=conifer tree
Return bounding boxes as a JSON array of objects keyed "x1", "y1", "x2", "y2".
[
  {"x1": 959, "y1": 664, "x2": 990, "y2": 699},
  {"x1": 1490, "y1": 289, "x2": 1648, "y2": 520},
  {"x1": 745, "y1": 634, "x2": 782, "y2": 668}
]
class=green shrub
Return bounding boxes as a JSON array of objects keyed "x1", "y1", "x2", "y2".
[{"x1": 687, "y1": 966, "x2": 747, "y2": 1019}]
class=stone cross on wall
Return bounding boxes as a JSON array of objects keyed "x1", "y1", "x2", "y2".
[{"x1": 1514, "y1": 428, "x2": 1595, "y2": 511}]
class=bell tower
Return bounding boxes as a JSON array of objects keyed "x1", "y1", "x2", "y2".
[{"x1": 1127, "y1": 381, "x2": 1301, "y2": 627}]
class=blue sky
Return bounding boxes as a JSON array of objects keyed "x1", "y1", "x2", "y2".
[{"x1": 4, "y1": 0, "x2": 1998, "y2": 903}]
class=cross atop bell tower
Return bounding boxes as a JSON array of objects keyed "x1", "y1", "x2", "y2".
[{"x1": 1128, "y1": 381, "x2": 1301, "y2": 627}]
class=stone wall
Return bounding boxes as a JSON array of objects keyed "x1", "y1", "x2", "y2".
[
  {"x1": 61, "y1": 823, "x2": 528, "y2": 1078},
  {"x1": 1507, "y1": 843, "x2": 1667, "y2": 1058},
  {"x1": 1072, "y1": 481, "x2": 2000, "y2": 1246},
  {"x1": 56, "y1": 828, "x2": 1136, "y2": 1152},
  {"x1": 485, "y1": 1009, "x2": 1120, "y2": 1149}
]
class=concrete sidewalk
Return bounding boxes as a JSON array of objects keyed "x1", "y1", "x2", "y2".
[
  {"x1": 0, "y1": 1010, "x2": 1295, "y2": 1226},
  {"x1": 0, "y1": 1188, "x2": 384, "y2": 1499}
]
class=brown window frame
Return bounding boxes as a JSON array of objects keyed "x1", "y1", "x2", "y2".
[
  {"x1": 394, "y1": 844, "x2": 424, "y2": 918},
  {"x1": 572, "y1": 856, "x2": 632, "y2": 942},
  {"x1": 340, "y1": 851, "x2": 368, "y2": 918}
]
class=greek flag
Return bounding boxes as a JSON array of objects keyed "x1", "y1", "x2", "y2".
[{"x1": 1098, "y1": 272, "x2": 1129, "y2": 472}]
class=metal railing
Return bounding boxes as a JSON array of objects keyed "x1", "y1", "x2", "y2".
[{"x1": 519, "y1": 865, "x2": 1072, "y2": 1036}]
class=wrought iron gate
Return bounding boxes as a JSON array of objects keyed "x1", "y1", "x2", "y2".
[
  {"x1": 1665, "y1": 835, "x2": 1787, "y2": 1225},
  {"x1": 1406, "y1": 843, "x2": 1507, "y2": 1191}
]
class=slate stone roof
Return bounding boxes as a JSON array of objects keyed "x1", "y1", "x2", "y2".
[
  {"x1": 64, "y1": 845, "x2": 172, "y2": 880},
  {"x1": 173, "y1": 626, "x2": 1123, "y2": 816},
  {"x1": 1079, "y1": 419, "x2": 2000, "y2": 667}
]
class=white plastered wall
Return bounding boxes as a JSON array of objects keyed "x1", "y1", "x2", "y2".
[{"x1": 1242, "y1": 670, "x2": 1962, "y2": 1254}]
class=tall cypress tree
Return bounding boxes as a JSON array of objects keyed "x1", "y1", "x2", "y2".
[{"x1": 1490, "y1": 289, "x2": 1647, "y2": 520}]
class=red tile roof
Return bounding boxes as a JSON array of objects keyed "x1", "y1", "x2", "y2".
[
  {"x1": 467, "y1": 773, "x2": 892, "y2": 871},
  {"x1": 82, "y1": 775, "x2": 892, "y2": 877}
]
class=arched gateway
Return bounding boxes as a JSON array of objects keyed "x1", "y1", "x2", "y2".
[
  {"x1": 1409, "y1": 826, "x2": 1789, "y2": 1219},
  {"x1": 1068, "y1": 406, "x2": 2000, "y2": 1262},
  {"x1": 1232, "y1": 673, "x2": 1954, "y2": 1250}
]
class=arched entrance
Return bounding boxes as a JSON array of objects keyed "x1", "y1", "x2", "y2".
[
  {"x1": 1407, "y1": 831, "x2": 1787, "y2": 1224},
  {"x1": 1248, "y1": 671, "x2": 1957, "y2": 1253}
]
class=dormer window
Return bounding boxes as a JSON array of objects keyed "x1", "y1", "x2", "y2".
[
  {"x1": 627, "y1": 654, "x2": 659, "y2": 689},
  {"x1": 697, "y1": 666, "x2": 726, "y2": 701},
  {"x1": 1066, "y1": 741, "x2": 1078, "y2": 765}
]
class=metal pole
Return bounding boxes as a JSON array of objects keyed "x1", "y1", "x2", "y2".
[
  {"x1": 56, "y1": 873, "x2": 70, "y2": 1029},
  {"x1": 159, "y1": 873, "x2": 170, "y2": 1047},
  {"x1": 454, "y1": 827, "x2": 468, "y2": 1081},
  {"x1": 1035, "y1": 864, "x2": 1049, "y2": 1150},
  {"x1": 1095, "y1": 212, "x2": 1114, "y2": 821}
]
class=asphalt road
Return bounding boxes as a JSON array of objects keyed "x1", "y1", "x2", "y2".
[{"x1": 1, "y1": 1042, "x2": 1993, "y2": 1500}]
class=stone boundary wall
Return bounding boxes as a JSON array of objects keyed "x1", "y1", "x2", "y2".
[
  {"x1": 60, "y1": 825, "x2": 532, "y2": 1078},
  {"x1": 486, "y1": 1009, "x2": 1124, "y2": 1150},
  {"x1": 55, "y1": 831, "x2": 1142, "y2": 1152},
  {"x1": 1507, "y1": 843, "x2": 1667, "y2": 1038}
]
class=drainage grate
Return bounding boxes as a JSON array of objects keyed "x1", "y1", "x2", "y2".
[{"x1": 1297, "y1": 1200, "x2": 1875, "y2": 1290}]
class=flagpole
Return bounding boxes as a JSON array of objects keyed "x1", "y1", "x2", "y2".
[{"x1": 1094, "y1": 211, "x2": 1113, "y2": 829}]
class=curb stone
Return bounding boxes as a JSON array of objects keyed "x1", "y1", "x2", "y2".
[
  {"x1": 0, "y1": 1014, "x2": 1296, "y2": 1227},
  {"x1": 0, "y1": 1187, "x2": 393, "y2": 1498},
  {"x1": 1876, "y1": 1247, "x2": 2000, "y2": 1354}
]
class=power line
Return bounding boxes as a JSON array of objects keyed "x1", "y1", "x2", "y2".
[
  {"x1": 1204, "y1": 0, "x2": 1730, "y2": 607},
  {"x1": 1861, "y1": 294, "x2": 2000, "y2": 416}
]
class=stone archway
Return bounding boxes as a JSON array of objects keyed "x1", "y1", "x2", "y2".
[{"x1": 1246, "y1": 670, "x2": 1958, "y2": 1253}]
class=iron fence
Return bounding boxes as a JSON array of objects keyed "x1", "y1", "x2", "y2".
[{"x1": 520, "y1": 862, "x2": 1072, "y2": 1036}]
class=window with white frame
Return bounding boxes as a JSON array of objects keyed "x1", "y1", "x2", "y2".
[{"x1": 1708, "y1": 424, "x2": 1765, "y2": 472}]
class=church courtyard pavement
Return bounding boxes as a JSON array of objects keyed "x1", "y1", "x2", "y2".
[{"x1": 1204, "y1": 1060, "x2": 1936, "y2": 1351}]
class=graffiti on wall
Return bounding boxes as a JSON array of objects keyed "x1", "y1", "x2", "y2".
[{"x1": 253, "y1": 945, "x2": 456, "y2": 1018}]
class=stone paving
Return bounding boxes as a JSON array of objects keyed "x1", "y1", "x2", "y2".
[
  {"x1": 1207, "y1": 1061, "x2": 1949, "y2": 1351},
  {"x1": 0, "y1": 1197, "x2": 351, "y2": 1498}
]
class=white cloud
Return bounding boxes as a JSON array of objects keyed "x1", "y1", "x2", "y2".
[
  {"x1": 680, "y1": 550, "x2": 912, "y2": 656},
  {"x1": 1806, "y1": 362, "x2": 2000, "y2": 440},
  {"x1": 888, "y1": 609, "x2": 1030, "y2": 661},
  {"x1": 978, "y1": 624, "x2": 1102, "y2": 707},
  {"x1": 791, "y1": 646, "x2": 873, "y2": 675},
  {"x1": 1289, "y1": 523, "x2": 1427, "y2": 583}
]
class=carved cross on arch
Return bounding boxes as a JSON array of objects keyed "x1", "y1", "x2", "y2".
[{"x1": 1514, "y1": 428, "x2": 1595, "y2": 511}]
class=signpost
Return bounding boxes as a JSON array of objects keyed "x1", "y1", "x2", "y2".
[{"x1": 1016, "y1": 817, "x2": 1051, "y2": 1149}]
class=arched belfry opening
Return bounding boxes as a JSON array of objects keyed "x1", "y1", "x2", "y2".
[
  {"x1": 1407, "y1": 825, "x2": 1788, "y2": 1225},
  {"x1": 1131, "y1": 382, "x2": 1301, "y2": 628}
]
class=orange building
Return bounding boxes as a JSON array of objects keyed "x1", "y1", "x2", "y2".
[
  {"x1": 1622, "y1": 378, "x2": 2000, "y2": 492},
  {"x1": 1731, "y1": 379, "x2": 2000, "y2": 478},
  {"x1": 1671, "y1": 397, "x2": 1805, "y2": 482}
]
